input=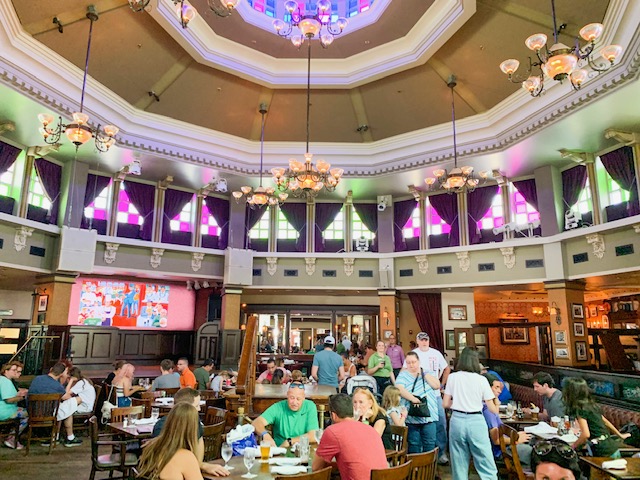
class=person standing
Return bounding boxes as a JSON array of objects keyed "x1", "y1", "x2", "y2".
[
  {"x1": 443, "y1": 347, "x2": 498, "y2": 480},
  {"x1": 367, "y1": 340, "x2": 394, "y2": 394},
  {"x1": 193, "y1": 359, "x2": 215, "y2": 391},
  {"x1": 0, "y1": 361, "x2": 28, "y2": 449},
  {"x1": 311, "y1": 336, "x2": 345, "y2": 391},
  {"x1": 151, "y1": 359, "x2": 181, "y2": 391},
  {"x1": 385, "y1": 335, "x2": 405, "y2": 378},
  {"x1": 176, "y1": 357, "x2": 197, "y2": 389}
]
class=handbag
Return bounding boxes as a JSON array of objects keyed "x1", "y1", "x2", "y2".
[
  {"x1": 407, "y1": 369, "x2": 430, "y2": 418},
  {"x1": 100, "y1": 385, "x2": 117, "y2": 423}
]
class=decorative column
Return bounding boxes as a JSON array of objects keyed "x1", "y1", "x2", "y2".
[
  {"x1": 268, "y1": 205, "x2": 277, "y2": 252},
  {"x1": 410, "y1": 186, "x2": 427, "y2": 251},
  {"x1": 344, "y1": 191, "x2": 353, "y2": 253},
  {"x1": 221, "y1": 287, "x2": 243, "y2": 330},
  {"x1": 545, "y1": 280, "x2": 588, "y2": 367},
  {"x1": 457, "y1": 191, "x2": 468, "y2": 246},
  {"x1": 194, "y1": 190, "x2": 206, "y2": 248},
  {"x1": 18, "y1": 150, "x2": 36, "y2": 218},
  {"x1": 32, "y1": 274, "x2": 78, "y2": 326},
  {"x1": 107, "y1": 174, "x2": 124, "y2": 236},
  {"x1": 501, "y1": 184, "x2": 511, "y2": 228},
  {"x1": 306, "y1": 196, "x2": 315, "y2": 253},
  {"x1": 154, "y1": 176, "x2": 173, "y2": 243}
]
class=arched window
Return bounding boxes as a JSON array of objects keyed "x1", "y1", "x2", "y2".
[
  {"x1": 403, "y1": 206, "x2": 421, "y2": 238},
  {"x1": 352, "y1": 209, "x2": 374, "y2": 240},
  {"x1": 117, "y1": 189, "x2": 143, "y2": 225},
  {"x1": 84, "y1": 184, "x2": 110, "y2": 221},
  {"x1": 201, "y1": 204, "x2": 220, "y2": 236},
  {"x1": 324, "y1": 207, "x2": 345, "y2": 240}
]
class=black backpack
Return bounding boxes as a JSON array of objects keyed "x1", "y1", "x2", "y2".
[{"x1": 620, "y1": 422, "x2": 640, "y2": 448}]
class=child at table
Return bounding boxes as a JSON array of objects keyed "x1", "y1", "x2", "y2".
[{"x1": 382, "y1": 386, "x2": 406, "y2": 426}]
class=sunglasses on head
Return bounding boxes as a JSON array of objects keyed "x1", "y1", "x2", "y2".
[
  {"x1": 289, "y1": 382, "x2": 305, "y2": 389},
  {"x1": 533, "y1": 440, "x2": 577, "y2": 460}
]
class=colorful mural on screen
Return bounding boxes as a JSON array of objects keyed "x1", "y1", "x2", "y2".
[{"x1": 77, "y1": 280, "x2": 169, "y2": 328}]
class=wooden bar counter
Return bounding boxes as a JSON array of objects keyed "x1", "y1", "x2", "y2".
[{"x1": 224, "y1": 384, "x2": 336, "y2": 416}]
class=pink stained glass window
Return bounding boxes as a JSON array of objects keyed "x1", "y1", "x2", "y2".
[
  {"x1": 169, "y1": 196, "x2": 194, "y2": 232},
  {"x1": 477, "y1": 191, "x2": 504, "y2": 230},
  {"x1": 402, "y1": 206, "x2": 421, "y2": 239},
  {"x1": 201, "y1": 204, "x2": 220, "y2": 236},
  {"x1": 428, "y1": 206, "x2": 451, "y2": 235},
  {"x1": 84, "y1": 183, "x2": 111, "y2": 221},
  {"x1": 116, "y1": 188, "x2": 144, "y2": 226},
  {"x1": 512, "y1": 190, "x2": 540, "y2": 224}
]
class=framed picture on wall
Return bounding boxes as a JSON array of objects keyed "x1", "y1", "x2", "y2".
[
  {"x1": 448, "y1": 305, "x2": 467, "y2": 321},
  {"x1": 38, "y1": 295, "x2": 48, "y2": 312},
  {"x1": 575, "y1": 341, "x2": 588, "y2": 361},
  {"x1": 573, "y1": 323, "x2": 585, "y2": 337},
  {"x1": 589, "y1": 306, "x2": 597, "y2": 318},
  {"x1": 500, "y1": 320, "x2": 529, "y2": 344},
  {"x1": 445, "y1": 330, "x2": 455, "y2": 350},
  {"x1": 476, "y1": 345, "x2": 487, "y2": 358},
  {"x1": 474, "y1": 333, "x2": 486, "y2": 345},
  {"x1": 383, "y1": 330, "x2": 392, "y2": 339},
  {"x1": 554, "y1": 331, "x2": 567, "y2": 344},
  {"x1": 555, "y1": 348, "x2": 570, "y2": 359},
  {"x1": 572, "y1": 304, "x2": 584, "y2": 319}
]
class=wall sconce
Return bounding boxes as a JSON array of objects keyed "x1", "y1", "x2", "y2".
[
  {"x1": 240, "y1": 324, "x2": 246, "y2": 331},
  {"x1": 531, "y1": 306, "x2": 545, "y2": 317},
  {"x1": 549, "y1": 302, "x2": 562, "y2": 325},
  {"x1": 383, "y1": 308, "x2": 390, "y2": 326}
]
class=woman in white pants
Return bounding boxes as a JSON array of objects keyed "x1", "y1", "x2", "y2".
[{"x1": 57, "y1": 367, "x2": 96, "y2": 447}]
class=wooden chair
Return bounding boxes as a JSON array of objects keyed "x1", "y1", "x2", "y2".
[
  {"x1": 156, "y1": 387, "x2": 179, "y2": 397},
  {"x1": 498, "y1": 424, "x2": 533, "y2": 480},
  {"x1": 111, "y1": 406, "x2": 145, "y2": 424},
  {"x1": 24, "y1": 393, "x2": 62, "y2": 455},
  {"x1": 407, "y1": 448, "x2": 439, "y2": 480},
  {"x1": 202, "y1": 420, "x2": 225, "y2": 461},
  {"x1": 387, "y1": 425, "x2": 409, "y2": 466},
  {"x1": 73, "y1": 383, "x2": 102, "y2": 437},
  {"x1": 200, "y1": 389, "x2": 218, "y2": 400},
  {"x1": 275, "y1": 466, "x2": 332, "y2": 480},
  {"x1": 0, "y1": 417, "x2": 21, "y2": 448},
  {"x1": 140, "y1": 391, "x2": 156, "y2": 400},
  {"x1": 204, "y1": 406, "x2": 228, "y2": 426},
  {"x1": 371, "y1": 460, "x2": 413, "y2": 480},
  {"x1": 132, "y1": 398, "x2": 152, "y2": 418},
  {"x1": 88, "y1": 416, "x2": 138, "y2": 480}
]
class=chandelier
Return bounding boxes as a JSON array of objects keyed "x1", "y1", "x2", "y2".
[
  {"x1": 270, "y1": 41, "x2": 344, "y2": 197},
  {"x1": 37, "y1": 6, "x2": 118, "y2": 152},
  {"x1": 499, "y1": 0, "x2": 622, "y2": 97},
  {"x1": 131, "y1": 1, "x2": 239, "y2": 28},
  {"x1": 424, "y1": 76, "x2": 489, "y2": 194},
  {"x1": 233, "y1": 104, "x2": 288, "y2": 209},
  {"x1": 273, "y1": 0, "x2": 348, "y2": 48}
]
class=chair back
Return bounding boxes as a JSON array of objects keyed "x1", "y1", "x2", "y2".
[
  {"x1": 408, "y1": 448, "x2": 439, "y2": 480},
  {"x1": 499, "y1": 424, "x2": 528, "y2": 480},
  {"x1": 157, "y1": 387, "x2": 179, "y2": 397},
  {"x1": 390, "y1": 425, "x2": 408, "y2": 452},
  {"x1": 274, "y1": 466, "x2": 332, "y2": 480},
  {"x1": 27, "y1": 393, "x2": 61, "y2": 423},
  {"x1": 200, "y1": 390, "x2": 218, "y2": 400},
  {"x1": 93, "y1": 384, "x2": 102, "y2": 409},
  {"x1": 141, "y1": 391, "x2": 155, "y2": 400},
  {"x1": 371, "y1": 460, "x2": 413, "y2": 480},
  {"x1": 89, "y1": 415, "x2": 101, "y2": 462},
  {"x1": 202, "y1": 421, "x2": 225, "y2": 461},
  {"x1": 111, "y1": 405, "x2": 145, "y2": 423},
  {"x1": 132, "y1": 398, "x2": 152, "y2": 418},
  {"x1": 204, "y1": 406, "x2": 228, "y2": 426}
]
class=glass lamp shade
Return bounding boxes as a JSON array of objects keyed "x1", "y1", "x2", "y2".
[
  {"x1": 103, "y1": 125, "x2": 119, "y2": 137},
  {"x1": 522, "y1": 76, "x2": 541, "y2": 93},
  {"x1": 38, "y1": 113, "x2": 55, "y2": 126},
  {"x1": 266, "y1": 187, "x2": 275, "y2": 195},
  {"x1": 316, "y1": 0, "x2": 331, "y2": 12},
  {"x1": 284, "y1": 0, "x2": 297, "y2": 12},
  {"x1": 448, "y1": 176, "x2": 466, "y2": 189},
  {"x1": 500, "y1": 59, "x2": 520, "y2": 75},
  {"x1": 72, "y1": 112, "x2": 89, "y2": 125},
  {"x1": 433, "y1": 169, "x2": 446, "y2": 178},
  {"x1": 268, "y1": 197, "x2": 277, "y2": 205},
  {"x1": 289, "y1": 159, "x2": 304, "y2": 172},
  {"x1": 335, "y1": 17, "x2": 348, "y2": 31},
  {"x1": 467, "y1": 178, "x2": 479, "y2": 187},
  {"x1": 177, "y1": 3, "x2": 196, "y2": 25},
  {"x1": 460, "y1": 166, "x2": 474, "y2": 175},
  {"x1": 327, "y1": 176, "x2": 337, "y2": 186},
  {"x1": 232, "y1": 191, "x2": 243, "y2": 199},
  {"x1": 525, "y1": 33, "x2": 547, "y2": 51},
  {"x1": 65, "y1": 124, "x2": 92, "y2": 145},
  {"x1": 316, "y1": 159, "x2": 330, "y2": 173},
  {"x1": 225, "y1": 0, "x2": 240, "y2": 8},
  {"x1": 579, "y1": 23, "x2": 603, "y2": 42},
  {"x1": 330, "y1": 167, "x2": 344, "y2": 178},
  {"x1": 252, "y1": 192, "x2": 268, "y2": 205},
  {"x1": 104, "y1": 138, "x2": 116, "y2": 149},
  {"x1": 302, "y1": 178, "x2": 317, "y2": 190},
  {"x1": 600, "y1": 44, "x2": 622, "y2": 62},
  {"x1": 291, "y1": 35, "x2": 304, "y2": 47},
  {"x1": 299, "y1": 17, "x2": 321, "y2": 37},
  {"x1": 570, "y1": 69, "x2": 588, "y2": 86},
  {"x1": 543, "y1": 52, "x2": 577, "y2": 79},
  {"x1": 241, "y1": 186, "x2": 252, "y2": 194},
  {"x1": 479, "y1": 171, "x2": 489, "y2": 179},
  {"x1": 271, "y1": 167, "x2": 285, "y2": 178},
  {"x1": 425, "y1": 177, "x2": 436, "y2": 186},
  {"x1": 279, "y1": 193, "x2": 289, "y2": 202},
  {"x1": 290, "y1": 181, "x2": 300, "y2": 190},
  {"x1": 320, "y1": 33, "x2": 334, "y2": 46},
  {"x1": 312, "y1": 182, "x2": 324, "y2": 191},
  {"x1": 273, "y1": 19, "x2": 286, "y2": 32},
  {"x1": 39, "y1": 127, "x2": 51, "y2": 138}
]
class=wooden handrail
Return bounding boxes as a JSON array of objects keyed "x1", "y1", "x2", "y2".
[{"x1": 236, "y1": 314, "x2": 257, "y2": 413}]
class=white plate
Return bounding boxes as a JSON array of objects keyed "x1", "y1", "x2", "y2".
[
  {"x1": 270, "y1": 466, "x2": 307, "y2": 475},
  {"x1": 269, "y1": 458, "x2": 302, "y2": 466}
]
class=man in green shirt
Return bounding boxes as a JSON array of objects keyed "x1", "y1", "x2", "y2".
[
  {"x1": 252, "y1": 382, "x2": 319, "y2": 448},
  {"x1": 367, "y1": 340, "x2": 395, "y2": 394},
  {"x1": 193, "y1": 359, "x2": 215, "y2": 391}
]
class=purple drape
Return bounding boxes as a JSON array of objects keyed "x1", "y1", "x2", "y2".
[
  {"x1": 123, "y1": 181, "x2": 156, "y2": 241},
  {"x1": 315, "y1": 203, "x2": 343, "y2": 252},
  {"x1": 280, "y1": 203, "x2": 307, "y2": 252},
  {"x1": 512, "y1": 179, "x2": 539, "y2": 210},
  {"x1": 204, "y1": 196, "x2": 230, "y2": 249},
  {"x1": 0, "y1": 141, "x2": 21, "y2": 175},
  {"x1": 468, "y1": 185, "x2": 499, "y2": 245},
  {"x1": 393, "y1": 199, "x2": 418, "y2": 251},
  {"x1": 429, "y1": 193, "x2": 459, "y2": 246},
  {"x1": 600, "y1": 146, "x2": 640, "y2": 216},
  {"x1": 82, "y1": 174, "x2": 111, "y2": 228},
  {"x1": 561, "y1": 165, "x2": 587, "y2": 210},
  {"x1": 353, "y1": 203, "x2": 378, "y2": 252},
  {"x1": 408, "y1": 292, "x2": 444, "y2": 352},
  {"x1": 245, "y1": 206, "x2": 267, "y2": 248},
  {"x1": 34, "y1": 158, "x2": 62, "y2": 225},
  {"x1": 162, "y1": 189, "x2": 193, "y2": 241}
]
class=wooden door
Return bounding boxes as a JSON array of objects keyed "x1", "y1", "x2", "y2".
[{"x1": 195, "y1": 321, "x2": 220, "y2": 366}]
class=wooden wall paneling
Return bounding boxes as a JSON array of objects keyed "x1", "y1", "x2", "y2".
[
  {"x1": 71, "y1": 332, "x2": 89, "y2": 359},
  {"x1": 90, "y1": 332, "x2": 114, "y2": 359},
  {"x1": 141, "y1": 333, "x2": 158, "y2": 355},
  {"x1": 220, "y1": 329, "x2": 242, "y2": 369},
  {"x1": 123, "y1": 333, "x2": 141, "y2": 356}
]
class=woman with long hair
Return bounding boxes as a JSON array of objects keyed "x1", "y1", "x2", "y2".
[
  {"x1": 563, "y1": 377, "x2": 631, "y2": 457},
  {"x1": 57, "y1": 367, "x2": 96, "y2": 446},
  {"x1": 352, "y1": 387, "x2": 393, "y2": 449},
  {"x1": 137, "y1": 403, "x2": 203, "y2": 480},
  {"x1": 395, "y1": 351, "x2": 440, "y2": 454},
  {"x1": 443, "y1": 347, "x2": 499, "y2": 480},
  {"x1": 112, "y1": 363, "x2": 145, "y2": 407}
]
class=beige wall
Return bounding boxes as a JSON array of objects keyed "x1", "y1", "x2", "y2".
[{"x1": 0, "y1": 289, "x2": 34, "y2": 319}]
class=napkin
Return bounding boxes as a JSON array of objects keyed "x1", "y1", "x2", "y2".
[
  {"x1": 134, "y1": 418, "x2": 157, "y2": 425},
  {"x1": 270, "y1": 466, "x2": 308, "y2": 475},
  {"x1": 524, "y1": 422, "x2": 558, "y2": 435},
  {"x1": 245, "y1": 447, "x2": 287, "y2": 458},
  {"x1": 558, "y1": 433, "x2": 578, "y2": 444},
  {"x1": 602, "y1": 459, "x2": 627, "y2": 470},
  {"x1": 269, "y1": 458, "x2": 302, "y2": 466},
  {"x1": 135, "y1": 425, "x2": 154, "y2": 434}
]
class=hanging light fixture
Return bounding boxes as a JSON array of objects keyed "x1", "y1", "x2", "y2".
[
  {"x1": 37, "y1": 6, "x2": 118, "y2": 152},
  {"x1": 233, "y1": 104, "x2": 288, "y2": 209},
  {"x1": 208, "y1": 0, "x2": 240, "y2": 17},
  {"x1": 270, "y1": 41, "x2": 344, "y2": 198},
  {"x1": 273, "y1": 0, "x2": 348, "y2": 48},
  {"x1": 127, "y1": 0, "x2": 150, "y2": 11},
  {"x1": 499, "y1": 0, "x2": 622, "y2": 96},
  {"x1": 424, "y1": 76, "x2": 489, "y2": 194}
]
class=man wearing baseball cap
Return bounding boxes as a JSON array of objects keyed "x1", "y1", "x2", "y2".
[{"x1": 311, "y1": 336, "x2": 345, "y2": 391}]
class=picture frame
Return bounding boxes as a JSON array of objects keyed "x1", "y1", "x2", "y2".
[
  {"x1": 575, "y1": 341, "x2": 588, "y2": 361},
  {"x1": 572, "y1": 303, "x2": 584, "y2": 319},
  {"x1": 554, "y1": 330, "x2": 567, "y2": 344},
  {"x1": 445, "y1": 330, "x2": 455, "y2": 350},
  {"x1": 38, "y1": 295, "x2": 48, "y2": 312},
  {"x1": 589, "y1": 306, "x2": 597, "y2": 318},
  {"x1": 573, "y1": 322, "x2": 585, "y2": 337},
  {"x1": 383, "y1": 330, "x2": 392, "y2": 339},
  {"x1": 500, "y1": 319, "x2": 530, "y2": 344},
  {"x1": 474, "y1": 333, "x2": 486, "y2": 345},
  {"x1": 476, "y1": 345, "x2": 487, "y2": 358},
  {"x1": 448, "y1": 305, "x2": 467, "y2": 321},
  {"x1": 36, "y1": 312, "x2": 46, "y2": 324},
  {"x1": 555, "y1": 348, "x2": 570, "y2": 359}
]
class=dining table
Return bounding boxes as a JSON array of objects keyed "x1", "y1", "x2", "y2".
[
  {"x1": 502, "y1": 413, "x2": 542, "y2": 428},
  {"x1": 579, "y1": 457, "x2": 640, "y2": 479},
  {"x1": 108, "y1": 421, "x2": 156, "y2": 439}
]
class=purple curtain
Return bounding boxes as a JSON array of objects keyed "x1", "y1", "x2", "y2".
[
  {"x1": 468, "y1": 185, "x2": 499, "y2": 245},
  {"x1": 429, "y1": 193, "x2": 459, "y2": 246},
  {"x1": 561, "y1": 165, "x2": 587, "y2": 210},
  {"x1": 245, "y1": 206, "x2": 267, "y2": 248},
  {"x1": 408, "y1": 292, "x2": 444, "y2": 352},
  {"x1": 123, "y1": 181, "x2": 156, "y2": 241},
  {"x1": 34, "y1": 158, "x2": 62, "y2": 225},
  {"x1": 315, "y1": 203, "x2": 343, "y2": 252},
  {"x1": 280, "y1": 203, "x2": 307, "y2": 252},
  {"x1": 81, "y1": 174, "x2": 111, "y2": 228},
  {"x1": 162, "y1": 189, "x2": 193, "y2": 242},
  {"x1": 512, "y1": 179, "x2": 539, "y2": 210},
  {"x1": 204, "y1": 197, "x2": 230, "y2": 249},
  {"x1": 353, "y1": 203, "x2": 378, "y2": 252},
  {"x1": 393, "y1": 199, "x2": 418, "y2": 251},
  {"x1": 600, "y1": 146, "x2": 640, "y2": 216},
  {"x1": 0, "y1": 141, "x2": 21, "y2": 175}
]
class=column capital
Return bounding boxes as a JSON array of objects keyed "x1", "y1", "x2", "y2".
[
  {"x1": 222, "y1": 287, "x2": 243, "y2": 296},
  {"x1": 34, "y1": 273, "x2": 79, "y2": 285},
  {"x1": 604, "y1": 128, "x2": 640, "y2": 145},
  {"x1": 378, "y1": 289, "x2": 397, "y2": 296},
  {"x1": 544, "y1": 280, "x2": 586, "y2": 291}
]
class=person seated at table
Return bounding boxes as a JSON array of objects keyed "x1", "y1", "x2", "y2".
[
  {"x1": 313, "y1": 393, "x2": 388, "y2": 480},
  {"x1": 252, "y1": 381, "x2": 319, "y2": 448},
  {"x1": 0, "y1": 361, "x2": 28, "y2": 449},
  {"x1": 530, "y1": 438, "x2": 582, "y2": 480},
  {"x1": 209, "y1": 371, "x2": 230, "y2": 394},
  {"x1": 112, "y1": 363, "x2": 145, "y2": 407},
  {"x1": 151, "y1": 359, "x2": 181, "y2": 392},
  {"x1": 563, "y1": 377, "x2": 631, "y2": 457},
  {"x1": 193, "y1": 359, "x2": 215, "y2": 392},
  {"x1": 523, "y1": 372, "x2": 564, "y2": 421},
  {"x1": 482, "y1": 373, "x2": 532, "y2": 465},
  {"x1": 176, "y1": 358, "x2": 197, "y2": 389},
  {"x1": 382, "y1": 386, "x2": 406, "y2": 427},
  {"x1": 151, "y1": 387, "x2": 229, "y2": 477},
  {"x1": 352, "y1": 387, "x2": 393, "y2": 449},
  {"x1": 56, "y1": 367, "x2": 96, "y2": 447},
  {"x1": 270, "y1": 369, "x2": 284, "y2": 385},
  {"x1": 256, "y1": 358, "x2": 278, "y2": 384},
  {"x1": 289, "y1": 370, "x2": 306, "y2": 384},
  {"x1": 480, "y1": 363, "x2": 512, "y2": 404},
  {"x1": 339, "y1": 352, "x2": 357, "y2": 393},
  {"x1": 103, "y1": 360, "x2": 125, "y2": 386}
]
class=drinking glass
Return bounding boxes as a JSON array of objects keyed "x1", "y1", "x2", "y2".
[
  {"x1": 314, "y1": 429, "x2": 323, "y2": 444},
  {"x1": 506, "y1": 403, "x2": 515, "y2": 418},
  {"x1": 151, "y1": 408, "x2": 160, "y2": 421},
  {"x1": 130, "y1": 412, "x2": 139, "y2": 424},
  {"x1": 242, "y1": 448, "x2": 256, "y2": 478},
  {"x1": 259, "y1": 441, "x2": 271, "y2": 462},
  {"x1": 221, "y1": 442, "x2": 234, "y2": 470}
]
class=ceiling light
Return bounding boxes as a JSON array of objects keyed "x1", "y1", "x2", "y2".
[
  {"x1": 233, "y1": 104, "x2": 288, "y2": 208},
  {"x1": 202, "y1": 281, "x2": 210, "y2": 288},
  {"x1": 208, "y1": 0, "x2": 240, "y2": 17},
  {"x1": 499, "y1": 0, "x2": 622, "y2": 96},
  {"x1": 128, "y1": 0, "x2": 150, "y2": 11},
  {"x1": 270, "y1": 43, "x2": 344, "y2": 198},
  {"x1": 193, "y1": 281, "x2": 201, "y2": 290},
  {"x1": 37, "y1": 6, "x2": 118, "y2": 152},
  {"x1": 186, "y1": 280, "x2": 193, "y2": 291},
  {"x1": 424, "y1": 76, "x2": 489, "y2": 194},
  {"x1": 273, "y1": 0, "x2": 348, "y2": 48}
]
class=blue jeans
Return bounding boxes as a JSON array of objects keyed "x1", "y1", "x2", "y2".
[
  {"x1": 449, "y1": 412, "x2": 497, "y2": 480},
  {"x1": 407, "y1": 421, "x2": 437, "y2": 454},
  {"x1": 435, "y1": 394, "x2": 448, "y2": 454}
]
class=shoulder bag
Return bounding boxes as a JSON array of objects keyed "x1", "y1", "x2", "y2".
[{"x1": 408, "y1": 368, "x2": 430, "y2": 417}]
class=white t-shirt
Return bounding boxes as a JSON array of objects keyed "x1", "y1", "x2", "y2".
[
  {"x1": 73, "y1": 379, "x2": 96, "y2": 412},
  {"x1": 403, "y1": 348, "x2": 448, "y2": 379},
  {"x1": 444, "y1": 371, "x2": 494, "y2": 413}
]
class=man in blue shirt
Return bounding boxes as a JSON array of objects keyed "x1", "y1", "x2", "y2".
[
  {"x1": 28, "y1": 362, "x2": 67, "y2": 396},
  {"x1": 311, "y1": 336, "x2": 345, "y2": 391}
]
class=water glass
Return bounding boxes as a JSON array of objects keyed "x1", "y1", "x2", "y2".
[
  {"x1": 151, "y1": 408, "x2": 160, "y2": 421},
  {"x1": 242, "y1": 448, "x2": 256, "y2": 478},
  {"x1": 314, "y1": 429, "x2": 323, "y2": 444},
  {"x1": 130, "y1": 412, "x2": 139, "y2": 424},
  {"x1": 299, "y1": 435, "x2": 310, "y2": 463},
  {"x1": 221, "y1": 442, "x2": 234, "y2": 470}
]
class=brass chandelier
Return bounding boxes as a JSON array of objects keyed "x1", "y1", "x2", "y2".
[
  {"x1": 273, "y1": 0, "x2": 348, "y2": 48},
  {"x1": 128, "y1": 1, "x2": 240, "y2": 28}
]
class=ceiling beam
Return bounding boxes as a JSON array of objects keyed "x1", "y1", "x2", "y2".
[
  {"x1": 134, "y1": 53, "x2": 194, "y2": 111},
  {"x1": 427, "y1": 57, "x2": 485, "y2": 113},
  {"x1": 249, "y1": 88, "x2": 274, "y2": 141},
  {"x1": 349, "y1": 88, "x2": 373, "y2": 143}
]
